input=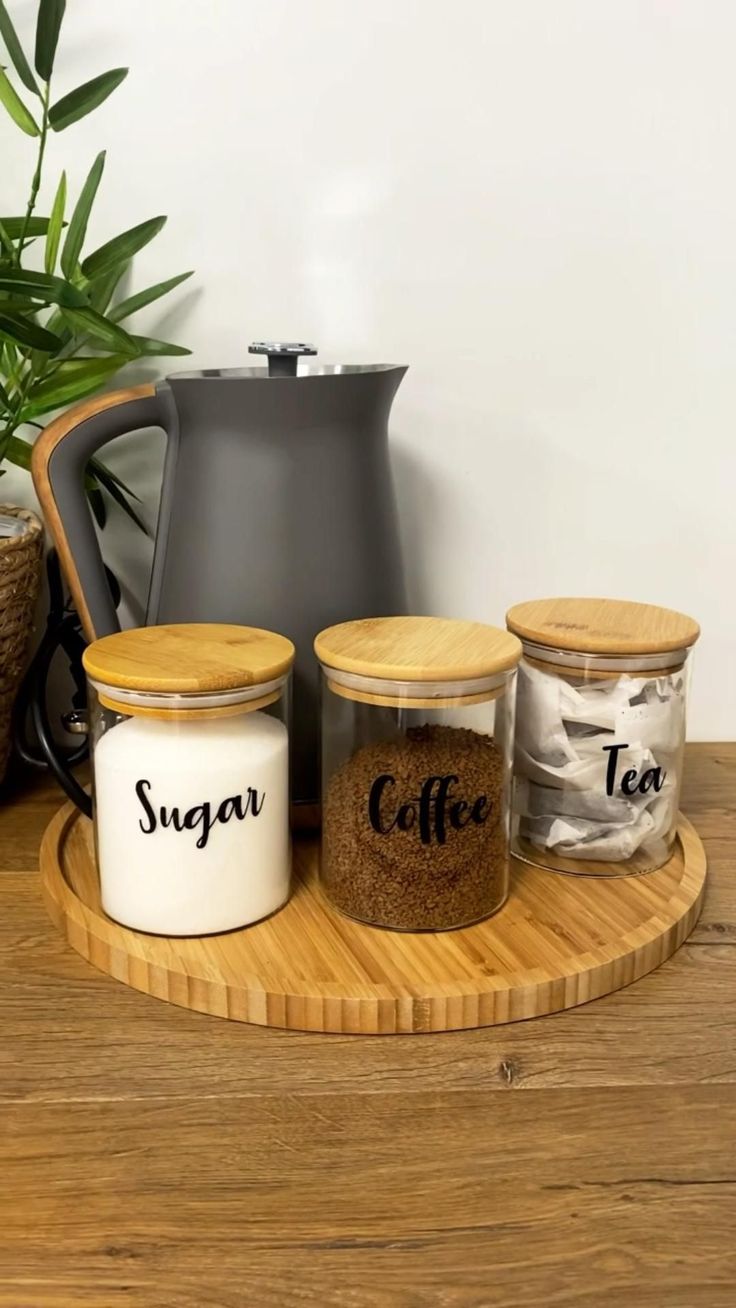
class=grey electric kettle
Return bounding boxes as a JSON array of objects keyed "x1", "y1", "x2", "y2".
[{"x1": 31, "y1": 342, "x2": 408, "y2": 814}]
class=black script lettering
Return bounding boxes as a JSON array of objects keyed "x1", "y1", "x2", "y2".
[
  {"x1": 368, "y1": 772, "x2": 491, "y2": 846},
  {"x1": 247, "y1": 787, "x2": 266, "y2": 817},
  {"x1": 217, "y1": 794, "x2": 245, "y2": 824},
  {"x1": 396, "y1": 801, "x2": 416, "y2": 832},
  {"x1": 603, "y1": 743, "x2": 627, "y2": 796},
  {"x1": 160, "y1": 806, "x2": 184, "y2": 832},
  {"x1": 640, "y1": 766, "x2": 665, "y2": 793},
  {"x1": 135, "y1": 779, "x2": 156, "y2": 834},
  {"x1": 134, "y1": 779, "x2": 266, "y2": 847},
  {"x1": 471, "y1": 795, "x2": 489, "y2": 823},
  {"x1": 603, "y1": 744, "x2": 667, "y2": 798},
  {"x1": 449, "y1": 798, "x2": 470, "y2": 829},
  {"x1": 418, "y1": 775, "x2": 456, "y2": 845},
  {"x1": 368, "y1": 774, "x2": 398, "y2": 834},
  {"x1": 183, "y1": 802, "x2": 212, "y2": 850},
  {"x1": 621, "y1": 767, "x2": 639, "y2": 796}
]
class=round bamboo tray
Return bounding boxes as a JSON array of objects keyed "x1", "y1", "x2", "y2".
[{"x1": 40, "y1": 803, "x2": 706, "y2": 1034}]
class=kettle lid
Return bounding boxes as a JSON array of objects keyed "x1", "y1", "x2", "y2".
[{"x1": 248, "y1": 340, "x2": 317, "y2": 377}]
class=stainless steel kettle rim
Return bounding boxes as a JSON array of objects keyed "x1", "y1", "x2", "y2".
[
  {"x1": 170, "y1": 363, "x2": 405, "y2": 380},
  {"x1": 174, "y1": 341, "x2": 405, "y2": 381}
]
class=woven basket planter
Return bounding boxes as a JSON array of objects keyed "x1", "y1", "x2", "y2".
[{"x1": 0, "y1": 505, "x2": 43, "y2": 781}]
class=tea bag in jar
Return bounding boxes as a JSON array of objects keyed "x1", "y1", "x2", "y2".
[{"x1": 506, "y1": 598, "x2": 699, "y2": 876}]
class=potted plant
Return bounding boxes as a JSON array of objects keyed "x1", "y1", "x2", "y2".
[{"x1": 0, "y1": 0, "x2": 192, "y2": 779}]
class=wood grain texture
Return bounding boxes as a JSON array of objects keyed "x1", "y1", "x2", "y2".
[
  {"x1": 0, "y1": 744, "x2": 733, "y2": 1306},
  {"x1": 325, "y1": 674, "x2": 503, "y2": 709},
  {"x1": 30, "y1": 385, "x2": 155, "y2": 640},
  {"x1": 506, "y1": 595, "x2": 700, "y2": 654},
  {"x1": 522, "y1": 649, "x2": 686, "y2": 679},
  {"x1": 1, "y1": 1088, "x2": 735, "y2": 1308},
  {"x1": 314, "y1": 615, "x2": 522, "y2": 681},
  {"x1": 40, "y1": 805, "x2": 705, "y2": 1033},
  {"x1": 96, "y1": 685, "x2": 281, "y2": 720},
  {"x1": 83, "y1": 622, "x2": 295, "y2": 693}
]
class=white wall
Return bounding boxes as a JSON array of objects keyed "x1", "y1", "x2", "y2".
[{"x1": 4, "y1": 0, "x2": 734, "y2": 737}]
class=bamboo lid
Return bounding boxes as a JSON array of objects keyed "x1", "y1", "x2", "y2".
[
  {"x1": 506, "y1": 597, "x2": 700, "y2": 656},
  {"x1": 83, "y1": 623, "x2": 295, "y2": 693},
  {"x1": 314, "y1": 616, "x2": 522, "y2": 682}
]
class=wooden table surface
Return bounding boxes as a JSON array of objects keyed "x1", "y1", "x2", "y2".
[{"x1": 1, "y1": 743, "x2": 734, "y2": 1308}]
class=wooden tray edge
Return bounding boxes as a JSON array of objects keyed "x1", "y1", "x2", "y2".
[{"x1": 39, "y1": 804, "x2": 707, "y2": 1035}]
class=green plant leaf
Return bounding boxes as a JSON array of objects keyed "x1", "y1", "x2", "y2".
[
  {"x1": 0, "y1": 1, "x2": 38, "y2": 95},
  {"x1": 0, "y1": 268, "x2": 87, "y2": 306},
  {"x1": 109, "y1": 269, "x2": 193, "y2": 322},
  {"x1": 0, "y1": 218, "x2": 12, "y2": 256},
  {"x1": 86, "y1": 475, "x2": 106, "y2": 528},
  {"x1": 0, "y1": 311, "x2": 62, "y2": 351},
  {"x1": 35, "y1": 0, "x2": 65, "y2": 81},
  {"x1": 88, "y1": 261, "x2": 129, "y2": 314},
  {"x1": 90, "y1": 460, "x2": 149, "y2": 533},
  {"x1": 49, "y1": 66, "x2": 127, "y2": 131},
  {"x1": 61, "y1": 150, "x2": 105, "y2": 279},
  {"x1": 0, "y1": 295, "x2": 45, "y2": 314},
  {"x1": 88, "y1": 454, "x2": 140, "y2": 501},
  {"x1": 60, "y1": 306, "x2": 139, "y2": 355},
  {"x1": 81, "y1": 215, "x2": 167, "y2": 281},
  {"x1": 0, "y1": 66, "x2": 39, "y2": 134},
  {"x1": 44, "y1": 173, "x2": 66, "y2": 273},
  {"x1": 23, "y1": 354, "x2": 128, "y2": 417},
  {"x1": 128, "y1": 335, "x2": 190, "y2": 357},
  {"x1": 0, "y1": 379, "x2": 10, "y2": 410},
  {"x1": 5, "y1": 433, "x2": 32, "y2": 469},
  {"x1": 1, "y1": 215, "x2": 55, "y2": 238}
]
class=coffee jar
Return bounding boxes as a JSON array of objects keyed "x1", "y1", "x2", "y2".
[
  {"x1": 506, "y1": 597, "x2": 700, "y2": 877},
  {"x1": 82, "y1": 623, "x2": 295, "y2": 935},
  {"x1": 314, "y1": 617, "x2": 522, "y2": 931}
]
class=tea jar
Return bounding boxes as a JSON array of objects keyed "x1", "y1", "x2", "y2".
[
  {"x1": 506, "y1": 597, "x2": 700, "y2": 876},
  {"x1": 314, "y1": 616, "x2": 522, "y2": 931},
  {"x1": 82, "y1": 623, "x2": 295, "y2": 935}
]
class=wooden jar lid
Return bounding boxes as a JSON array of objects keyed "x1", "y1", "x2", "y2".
[
  {"x1": 83, "y1": 623, "x2": 295, "y2": 694},
  {"x1": 506, "y1": 597, "x2": 700, "y2": 656},
  {"x1": 314, "y1": 616, "x2": 522, "y2": 682}
]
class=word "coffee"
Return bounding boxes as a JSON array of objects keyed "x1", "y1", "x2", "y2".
[
  {"x1": 135, "y1": 778, "x2": 265, "y2": 850},
  {"x1": 368, "y1": 772, "x2": 491, "y2": 846}
]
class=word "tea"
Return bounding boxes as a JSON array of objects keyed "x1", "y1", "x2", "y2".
[{"x1": 602, "y1": 743, "x2": 666, "y2": 797}]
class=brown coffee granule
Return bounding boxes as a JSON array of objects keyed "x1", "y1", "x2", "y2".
[{"x1": 322, "y1": 723, "x2": 508, "y2": 931}]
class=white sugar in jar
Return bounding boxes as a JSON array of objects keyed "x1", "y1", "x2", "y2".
[{"x1": 82, "y1": 623, "x2": 295, "y2": 935}]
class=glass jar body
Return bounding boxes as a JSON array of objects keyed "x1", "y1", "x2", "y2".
[
  {"x1": 511, "y1": 643, "x2": 692, "y2": 876},
  {"x1": 88, "y1": 677, "x2": 291, "y2": 935},
  {"x1": 319, "y1": 668, "x2": 517, "y2": 930}
]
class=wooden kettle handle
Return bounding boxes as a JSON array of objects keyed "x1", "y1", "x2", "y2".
[{"x1": 31, "y1": 384, "x2": 163, "y2": 641}]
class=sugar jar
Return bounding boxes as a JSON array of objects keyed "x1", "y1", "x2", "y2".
[
  {"x1": 82, "y1": 623, "x2": 295, "y2": 935},
  {"x1": 314, "y1": 617, "x2": 522, "y2": 931},
  {"x1": 506, "y1": 597, "x2": 700, "y2": 877}
]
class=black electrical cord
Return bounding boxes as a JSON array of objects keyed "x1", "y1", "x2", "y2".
[
  {"x1": 13, "y1": 553, "x2": 87, "y2": 770},
  {"x1": 12, "y1": 548, "x2": 121, "y2": 818},
  {"x1": 30, "y1": 611, "x2": 93, "y2": 818}
]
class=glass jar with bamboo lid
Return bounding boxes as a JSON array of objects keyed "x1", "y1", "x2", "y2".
[
  {"x1": 82, "y1": 622, "x2": 295, "y2": 935},
  {"x1": 314, "y1": 616, "x2": 522, "y2": 931},
  {"x1": 506, "y1": 597, "x2": 700, "y2": 876}
]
